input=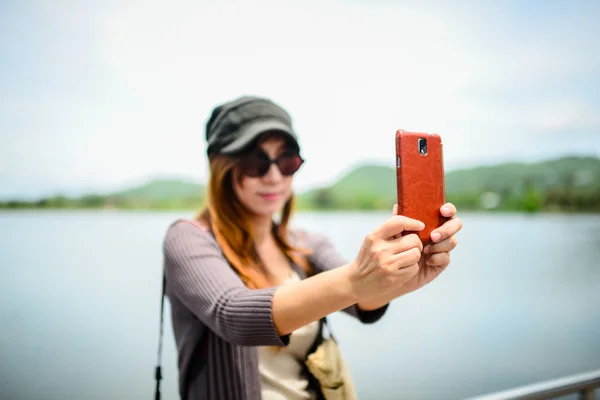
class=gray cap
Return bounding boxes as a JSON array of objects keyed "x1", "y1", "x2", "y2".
[{"x1": 205, "y1": 96, "x2": 300, "y2": 156}]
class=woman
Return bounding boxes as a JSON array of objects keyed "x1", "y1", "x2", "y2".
[{"x1": 160, "y1": 96, "x2": 462, "y2": 400}]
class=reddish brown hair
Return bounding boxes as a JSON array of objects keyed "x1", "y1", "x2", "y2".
[{"x1": 195, "y1": 153, "x2": 311, "y2": 289}]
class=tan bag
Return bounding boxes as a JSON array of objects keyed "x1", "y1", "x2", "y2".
[{"x1": 304, "y1": 325, "x2": 358, "y2": 400}]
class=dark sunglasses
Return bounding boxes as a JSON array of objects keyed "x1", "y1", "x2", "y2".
[{"x1": 238, "y1": 149, "x2": 304, "y2": 177}]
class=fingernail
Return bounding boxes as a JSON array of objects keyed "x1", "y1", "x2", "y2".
[
  {"x1": 423, "y1": 245, "x2": 430, "y2": 254},
  {"x1": 419, "y1": 222, "x2": 425, "y2": 229},
  {"x1": 441, "y1": 206, "x2": 450, "y2": 214},
  {"x1": 431, "y1": 232, "x2": 442, "y2": 242}
]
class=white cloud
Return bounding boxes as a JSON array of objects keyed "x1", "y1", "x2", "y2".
[
  {"x1": 530, "y1": 99, "x2": 600, "y2": 135},
  {"x1": 1, "y1": 0, "x2": 599, "y2": 196},
  {"x1": 92, "y1": 0, "x2": 478, "y2": 189}
]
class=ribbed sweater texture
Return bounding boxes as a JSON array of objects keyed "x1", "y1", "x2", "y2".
[{"x1": 163, "y1": 220, "x2": 388, "y2": 399}]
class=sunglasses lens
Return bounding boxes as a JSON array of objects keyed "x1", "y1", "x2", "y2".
[
  {"x1": 239, "y1": 151, "x2": 303, "y2": 177},
  {"x1": 278, "y1": 154, "x2": 303, "y2": 176},
  {"x1": 240, "y1": 153, "x2": 270, "y2": 177}
]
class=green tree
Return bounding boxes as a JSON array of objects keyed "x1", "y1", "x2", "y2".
[{"x1": 313, "y1": 188, "x2": 334, "y2": 209}]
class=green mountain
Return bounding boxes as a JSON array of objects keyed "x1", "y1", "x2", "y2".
[
  {"x1": 445, "y1": 156, "x2": 600, "y2": 194},
  {"x1": 102, "y1": 179, "x2": 205, "y2": 209},
  {"x1": 296, "y1": 155, "x2": 600, "y2": 212},
  {"x1": 297, "y1": 165, "x2": 396, "y2": 210},
  {"x1": 110, "y1": 179, "x2": 204, "y2": 201},
  {"x1": 2, "y1": 155, "x2": 599, "y2": 212},
  {"x1": 442, "y1": 156, "x2": 600, "y2": 212}
]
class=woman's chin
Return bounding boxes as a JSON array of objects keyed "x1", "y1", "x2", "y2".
[{"x1": 250, "y1": 201, "x2": 287, "y2": 218}]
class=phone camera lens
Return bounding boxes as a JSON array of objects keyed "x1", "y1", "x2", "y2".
[{"x1": 418, "y1": 138, "x2": 428, "y2": 155}]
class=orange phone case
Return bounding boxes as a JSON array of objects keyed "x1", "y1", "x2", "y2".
[{"x1": 395, "y1": 129, "x2": 447, "y2": 244}]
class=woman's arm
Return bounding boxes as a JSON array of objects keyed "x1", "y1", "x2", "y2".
[
  {"x1": 163, "y1": 222, "x2": 361, "y2": 346},
  {"x1": 301, "y1": 231, "x2": 390, "y2": 322}
]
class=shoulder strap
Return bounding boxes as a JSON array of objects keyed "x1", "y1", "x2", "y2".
[
  {"x1": 154, "y1": 271, "x2": 166, "y2": 400},
  {"x1": 154, "y1": 219, "x2": 212, "y2": 400}
]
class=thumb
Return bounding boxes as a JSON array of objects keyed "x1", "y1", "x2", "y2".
[
  {"x1": 373, "y1": 215, "x2": 425, "y2": 240},
  {"x1": 391, "y1": 204, "x2": 400, "y2": 239}
]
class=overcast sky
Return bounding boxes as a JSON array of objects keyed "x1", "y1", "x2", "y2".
[{"x1": 1, "y1": 0, "x2": 599, "y2": 199}]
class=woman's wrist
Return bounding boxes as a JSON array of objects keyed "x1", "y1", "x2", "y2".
[
  {"x1": 356, "y1": 283, "x2": 408, "y2": 311},
  {"x1": 356, "y1": 296, "x2": 392, "y2": 312},
  {"x1": 271, "y1": 263, "x2": 361, "y2": 335},
  {"x1": 338, "y1": 261, "x2": 363, "y2": 304}
]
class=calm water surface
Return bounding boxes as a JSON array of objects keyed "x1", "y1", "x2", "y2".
[{"x1": 0, "y1": 210, "x2": 599, "y2": 400}]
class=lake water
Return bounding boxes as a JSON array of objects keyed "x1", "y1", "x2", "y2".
[{"x1": 0, "y1": 210, "x2": 599, "y2": 400}]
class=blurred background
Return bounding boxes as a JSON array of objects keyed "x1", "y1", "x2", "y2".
[{"x1": 1, "y1": 1, "x2": 599, "y2": 399}]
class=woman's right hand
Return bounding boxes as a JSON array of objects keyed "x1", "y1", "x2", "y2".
[{"x1": 348, "y1": 215, "x2": 424, "y2": 299}]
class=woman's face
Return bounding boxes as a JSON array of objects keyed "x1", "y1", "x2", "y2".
[{"x1": 232, "y1": 135, "x2": 302, "y2": 218}]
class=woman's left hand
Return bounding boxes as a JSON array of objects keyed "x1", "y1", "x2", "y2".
[{"x1": 394, "y1": 203, "x2": 462, "y2": 294}]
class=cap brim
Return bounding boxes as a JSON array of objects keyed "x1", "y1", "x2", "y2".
[{"x1": 220, "y1": 119, "x2": 299, "y2": 154}]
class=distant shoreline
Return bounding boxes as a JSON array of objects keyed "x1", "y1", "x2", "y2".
[
  {"x1": 1, "y1": 208, "x2": 599, "y2": 217},
  {"x1": 1, "y1": 204, "x2": 598, "y2": 214},
  {"x1": 2, "y1": 155, "x2": 599, "y2": 213}
]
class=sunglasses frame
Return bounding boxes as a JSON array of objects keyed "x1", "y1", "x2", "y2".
[{"x1": 238, "y1": 148, "x2": 304, "y2": 178}]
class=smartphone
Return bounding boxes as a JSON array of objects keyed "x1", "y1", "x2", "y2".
[{"x1": 395, "y1": 129, "x2": 447, "y2": 244}]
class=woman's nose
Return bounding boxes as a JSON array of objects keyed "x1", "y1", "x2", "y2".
[{"x1": 262, "y1": 162, "x2": 283, "y2": 182}]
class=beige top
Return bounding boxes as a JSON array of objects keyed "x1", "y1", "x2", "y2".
[{"x1": 258, "y1": 270, "x2": 320, "y2": 400}]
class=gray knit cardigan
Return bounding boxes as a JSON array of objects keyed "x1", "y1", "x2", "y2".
[{"x1": 162, "y1": 220, "x2": 388, "y2": 399}]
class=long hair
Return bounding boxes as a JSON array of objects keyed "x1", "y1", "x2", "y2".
[{"x1": 195, "y1": 154, "x2": 311, "y2": 289}]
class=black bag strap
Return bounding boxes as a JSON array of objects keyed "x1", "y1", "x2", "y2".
[
  {"x1": 154, "y1": 219, "x2": 212, "y2": 400},
  {"x1": 155, "y1": 268, "x2": 209, "y2": 400},
  {"x1": 154, "y1": 271, "x2": 167, "y2": 400},
  {"x1": 301, "y1": 316, "x2": 336, "y2": 400}
]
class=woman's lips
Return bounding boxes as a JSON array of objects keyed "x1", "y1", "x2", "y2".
[{"x1": 258, "y1": 193, "x2": 280, "y2": 201}]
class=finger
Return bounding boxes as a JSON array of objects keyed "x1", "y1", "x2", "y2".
[
  {"x1": 425, "y1": 252, "x2": 450, "y2": 267},
  {"x1": 393, "y1": 262, "x2": 419, "y2": 280},
  {"x1": 372, "y1": 215, "x2": 425, "y2": 240},
  {"x1": 430, "y1": 217, "x2": 463, "y2": 243},
  {"x1": 390, "y1": 204, "x2": 399, "y2": 239},
  {"x1": 389, "y1": 233, "x2": 423, "y2": 254},
  {"x1": 424, "y1": 235, "x2": 457, "y2": 255},
  {"x1": 440, "y1": 203, "x2": 457, "y2": 218},
  {"x1": 387, "y1": 247, "x2": 422, "y2": 272}
]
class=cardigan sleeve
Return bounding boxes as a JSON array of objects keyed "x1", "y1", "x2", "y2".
[
  {"x1": 163, "y1": 221, "x2": 290, "y2": 347},
  {"x1": 301, "y1": 231, "x2": 389, "y2": 324}
]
